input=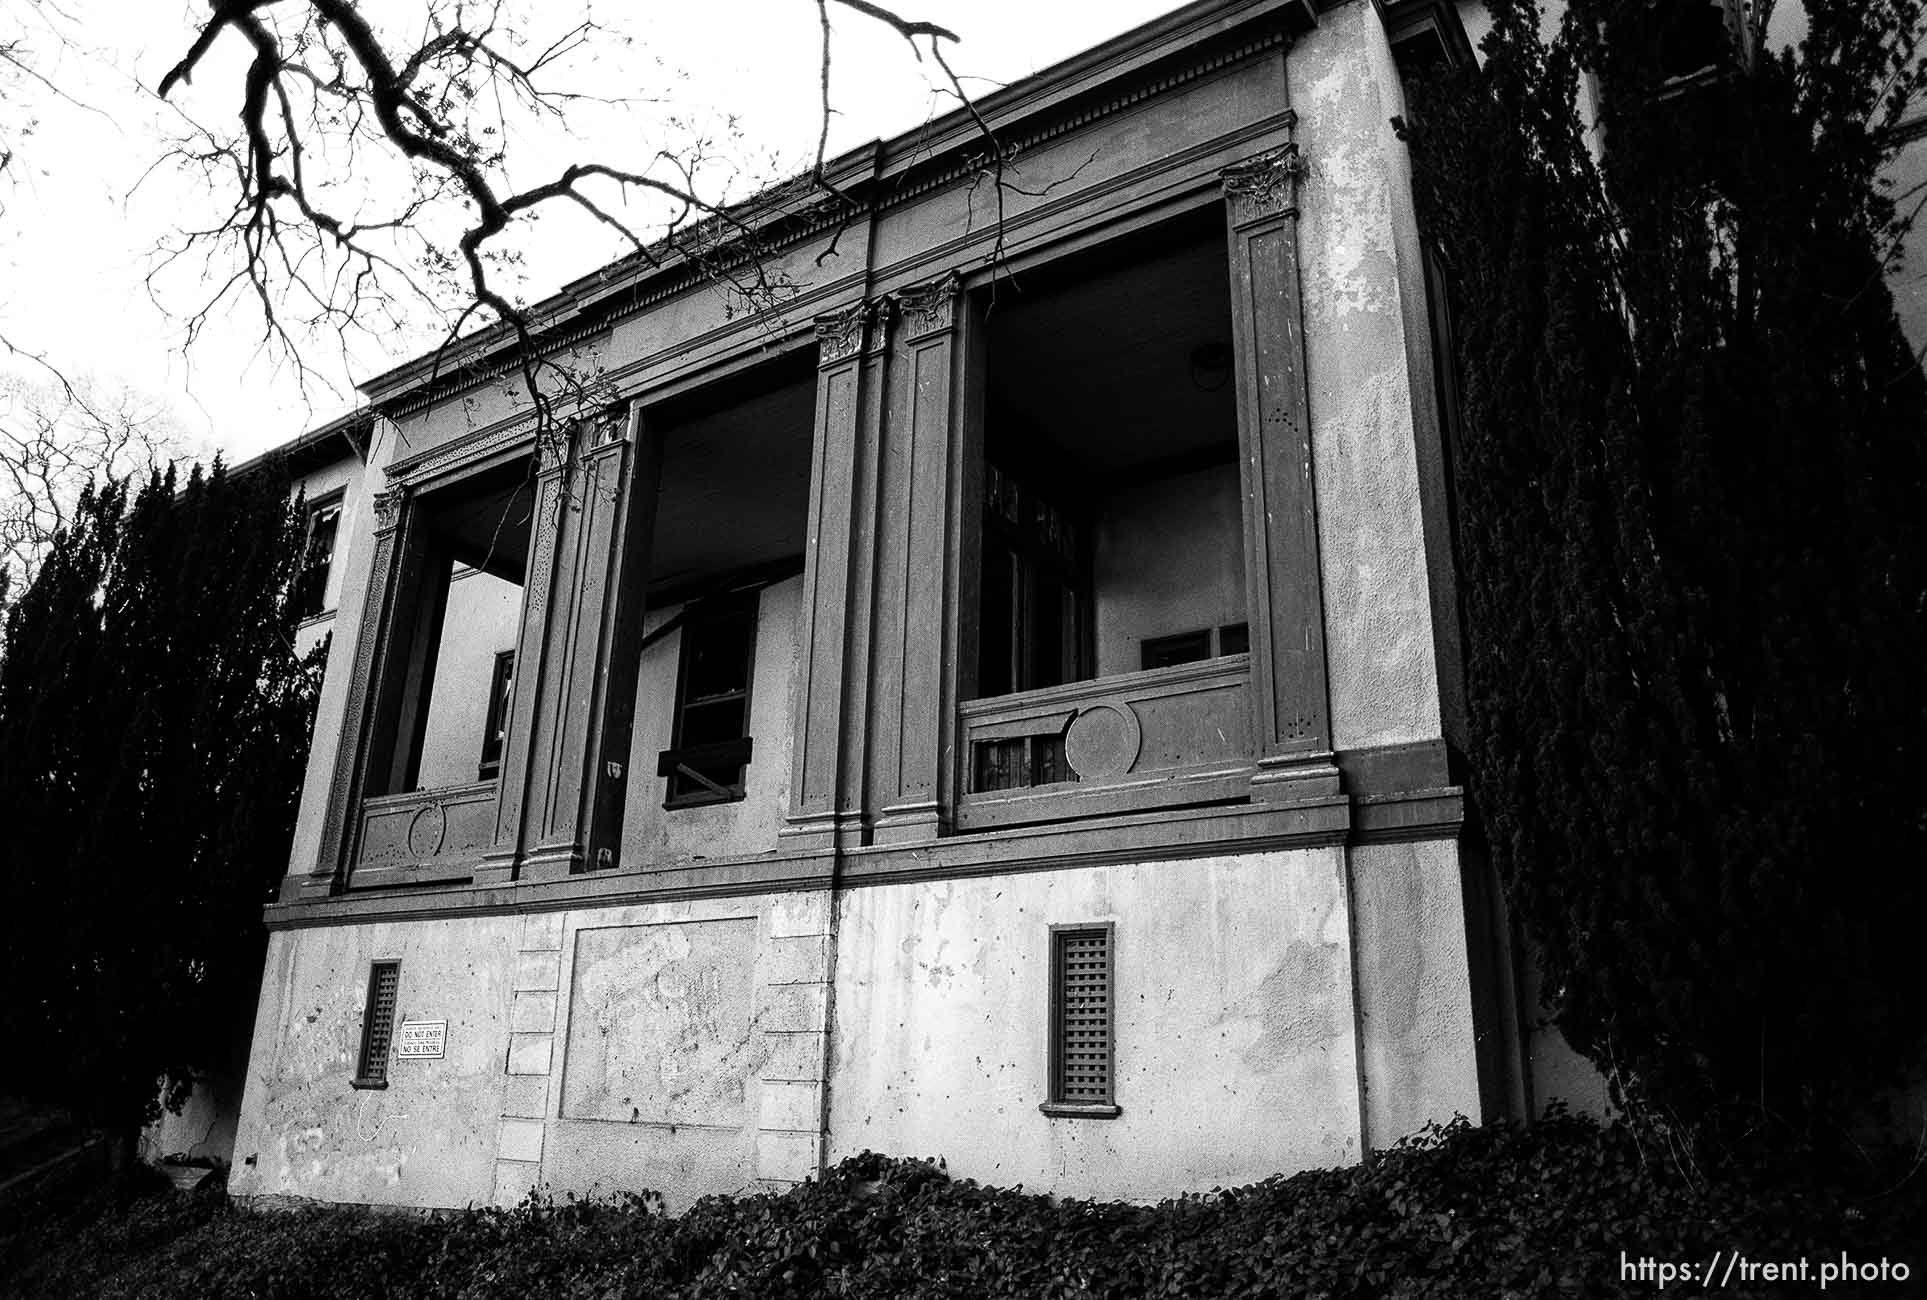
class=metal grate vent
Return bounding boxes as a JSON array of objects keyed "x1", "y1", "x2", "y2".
[
  {"x1": 357, "y1": 961, "x2": 401, "y2": 1085},
  {"x1": 1052, "y1": 928, "x2": 1113, "y2": 1105}
]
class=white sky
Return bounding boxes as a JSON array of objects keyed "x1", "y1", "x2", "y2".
[{"x1": 0, "y1": 0, "x2": 1178, "y2": 462}]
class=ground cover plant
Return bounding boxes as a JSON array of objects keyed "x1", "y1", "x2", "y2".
[{"x1": 2, "y1": 1114, "x2": 1920, "y2": 1299}]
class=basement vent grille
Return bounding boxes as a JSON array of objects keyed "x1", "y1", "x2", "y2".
[
  {"x1": 1047, "y1": 925, "x2": 1118, "y2": 1116},
  {"x1": 355, "y1": 961, "x2": 401, "y2": 1088}
]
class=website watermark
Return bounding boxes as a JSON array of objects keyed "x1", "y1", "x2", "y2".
[{"x1": 1620, "y1": 1251, "x2": 1913, "y2": 1290}]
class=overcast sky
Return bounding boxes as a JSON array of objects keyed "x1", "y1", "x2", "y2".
[{"x1": 1, "y1": 0, "x2": 1177, "y2": 463}]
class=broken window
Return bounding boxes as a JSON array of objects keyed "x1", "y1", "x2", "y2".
[
  {"x1": 978, "y1": 462, "x2": 1090, "y2": 697},
  {"x1": 477, "y1": 650, "x2": 514, "y2": 782},
  {"x1": 294, "y1": 496, "x2": 341, "y2": 619},
  {"x1": 659, "y1": 596, "x2": 758, "y2": 807},
  {"x1": 638, "y1": 352, "x2": 814, "y2": 819}
]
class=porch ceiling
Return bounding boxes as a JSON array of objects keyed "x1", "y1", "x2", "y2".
[
  {"x1": 647, "y1": 369, "x2": 815, "y2": 599},
  {"x1": 986, "y1": 229, "x2": 1238, "y2": 478}
]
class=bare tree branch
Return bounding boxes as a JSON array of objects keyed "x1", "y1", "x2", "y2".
[{"x1": 0, "y1": 373, "x2": 192, "y2": 592}]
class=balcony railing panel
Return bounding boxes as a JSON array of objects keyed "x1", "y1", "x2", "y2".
[
  {"x1": 956, "y1": 655, "x2": 1252, "y2": 831},
  {"x1": 351, "y1": 780, "x2": 497, "y2": 888}
]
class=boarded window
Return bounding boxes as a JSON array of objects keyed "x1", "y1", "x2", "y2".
[
  {"x1": 1044, "y1": 925, "x2": 1120, "y2": 1117},
  {"x1": 354, "y1": 961, "x2": 401, "y2": 1088}
]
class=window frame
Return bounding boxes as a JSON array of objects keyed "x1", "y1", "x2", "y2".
[
  {"x1": 657, "y1": 593, "x2": 760, "y2": 809},
  {"x1": 352, "y1": 960, "x2": 401, "y2": 1089},
  {"x1": 477, "y1": 649, "x2": 515, "y2": 782},
  {"x1": 294, "y1": 493, "x2": 344, "y2": 621},
  {"x1": 1140, "y1": 622, "x2": 1250, "y2": 671},
  {"x1": 978, "y1": 459, "x2": 1093, "y2": 698},
  {"x1": 1040, "y1": 922, "x2": 1121, "y2": 1118}
]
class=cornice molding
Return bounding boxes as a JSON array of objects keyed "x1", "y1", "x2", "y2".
[
  {"x1": 877, "y1": 29, "x2": 1291, "y2": 217},
  {"x1": 354, "y1": 5, "x2": 1305, "y2": 422},
  {"x1": 386, "y1": 412, "x2": 539, "y2": 487}
]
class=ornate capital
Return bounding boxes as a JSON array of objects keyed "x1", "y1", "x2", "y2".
[
  {"x1": 893, "y1": 272, "x2": 962, "y2": 341},
  {"x1": 590, "y1": 402, "x2": 629, "y2": 448},
  {"x1": 814, "y1": 301, "x2": 871, "y2": 367},
  {"x1": 1222, "y1": 141, "x2": 1309, "y2": 226},
  {"x1": 371, "y1": 486, "x2": 407, "y2": 534}
]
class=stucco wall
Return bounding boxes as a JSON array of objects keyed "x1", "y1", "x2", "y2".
[
  {"x1": 1092, "y1": 464, "x2": 1245, "y2": 676},
  {"x1": 1517, "y1": 943, "x2": 1613, "y2": 1119},
  {"x1": 827, "y1": 851, "x2": 1364, "y2": 1201},
  {"x1": 229, "y1": 916, "x2": 519, "y2": 1209},
  {"x1": 1293, "y1": 2, "x2": 1445, "y2": 751},
  {"x1": 414, "y1": 566, "x2": 523, "y2": 791},
  {"x1": 526, "y1": 890, "x2": 830, "y2": 1210},
  {"x1": 141, "y1": 1055, "x2": 245, "y2": 1166},
  {"x1": 621, "y1": 576, "x2": 802, "y2": 866},
  {"x1": 1348, "y1": 840, "x2": 1485, "y2": 1146},
  {"x1": 284, "y1": 423, "x2": 399, "y2": 886},
  {"x1": 1885, "y1": 133, "x2": 1927, "y2": 354}
]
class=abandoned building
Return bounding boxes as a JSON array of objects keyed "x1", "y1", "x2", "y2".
[{"x1": 206, "y1": 0, "x2": 1591, "y2": 1210}]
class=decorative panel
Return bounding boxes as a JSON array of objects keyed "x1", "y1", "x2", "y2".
[
  {"x1": 561, "y1": 918, "x2": 761, "y2": 1128},
  {"x1": 955, "y1": 656, "x2": 1252, "y2": 830},
  {"x1": 352, "y1": 781, "x2": 497, "y2": 887}
]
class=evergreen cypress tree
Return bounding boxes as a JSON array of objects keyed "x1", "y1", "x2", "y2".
[
  {"x1": 0, "y1": 462, "x2": 323, "y2": 1158},
  {"x1": 1402, "y1": 0, "x2": 1927, "y2": 1135}
]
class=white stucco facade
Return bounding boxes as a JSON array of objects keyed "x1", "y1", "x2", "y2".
[{"x1": 219, "y1": 0, "x2": 1526, "y2": 1211}]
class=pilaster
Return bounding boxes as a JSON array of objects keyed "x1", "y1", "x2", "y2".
[
  {"x1": 490, "y1": 909, "x2": 563, "y2": 1206},
  {"x1": 303, "y1": 485, "x2": 415, "y2": 900},
  {"x1": 869, "y1": 273, "x2": 966, "y2": 844},
  {"x1": 1222, "y1": 119, "x2": 1341, "y2": 803},
  {"x1": 482, "y1": 406, "x2": 662, "y2": 886},
  {"x1": 783, "y1": 300, "x2": 885, "y2": 850},
  {"x1": 755, "y1": 891, "x2": 834, "y2": 1188}
]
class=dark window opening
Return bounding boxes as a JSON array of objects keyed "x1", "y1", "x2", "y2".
[
  {"x1": 1141, "y1": 629, "x2": 1210, "y2": 671},
  {"x1": 974, "y1": 729, "x2": 1074, "y2": 793},
  {"x1": 658, "y1": 596, "x2": 758, "y2": 808},
  {"x1": 353, "y1": 961, "x2": 400, "y2": 1089},
  {"x1": 295, "y1": 499, "x2": 341, "y2": 619},
  {"x1": 1651, "y1": 0, "x2": 1732, "y2": 85},
  {"x1": 978, "y1": 462, "x2": 1091, "y2": 696},
  {"x1": 1141, "y1": 622, "x2": 1249, "y2": 670},
  {"x1": 478, "y1": 650, "x2": 514, "y2": 781},
  {"x1": 376, "y1": 457, "x2": 531, "y2": 796},
  {"x1": 1043, "y1": 925, "x2": 1119, "y2": 1118}
]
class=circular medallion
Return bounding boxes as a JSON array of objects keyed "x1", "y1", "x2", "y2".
[
  {"x1": 406, "y1": 803, "x2": 448, "y2": 860},
  {"x1": 1064, "y1": 701, "x2": 1141, "y2": 781}
]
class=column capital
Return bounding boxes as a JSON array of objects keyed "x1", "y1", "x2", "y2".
[
  {"x1": 892, "y1": 272, "x2": 962, "y2": 342},
  {"x1": 370, "y1": 485, "x2": 408, "y2": 534},
  {"x1": 1222, "y1": 133, "x2": 1308, "y2": 227},
  {"x1": 814, "y1": 301, "x2": 872, "y2": 367}
]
